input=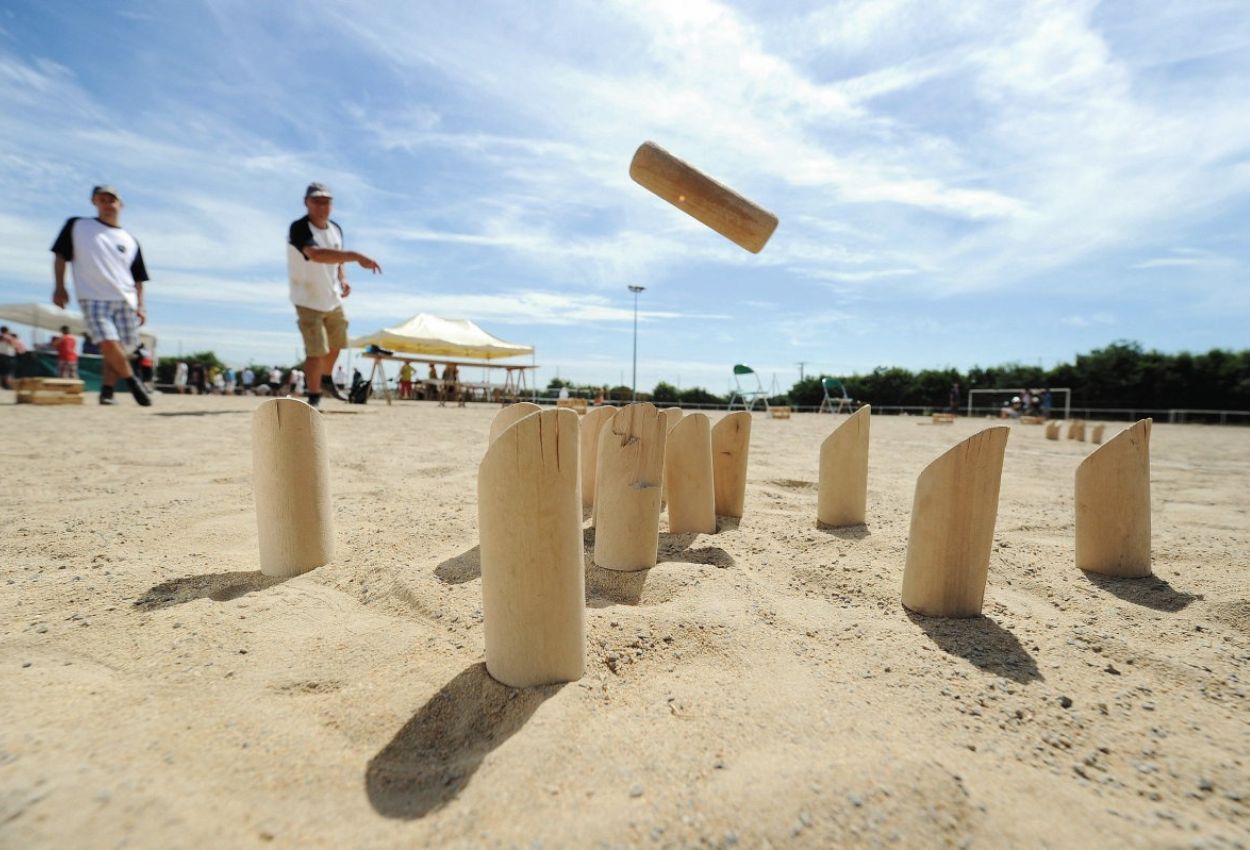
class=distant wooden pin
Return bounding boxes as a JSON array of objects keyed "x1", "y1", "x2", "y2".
[
  {"x1": 1075, "y1": 419, "x2": 1152, "y2": 578},
  {"x1": 712, "y1": 412, "x2": 753, "y2": 518},
  {"x1": 901, "y1": 427, "x2": 1010, "y2": 618},
  {"x1": 593, "y1": 403, "x2": 667, "y2": 571},
  {"x1": 1067, "y1": 420, "x2": 1085, "y2": 441},
  {"x1": 1090, "y1": 424, "x2": 1106, "y2": 444},
  {"x1": 479, "y1": 409, "x2": 584, "y2": 687},
  {"x1": 818, "y1": 404, "x2": 870, "y2": 528},
  {"x1": 252, "y1": 398, "x2": 334, "y2": 577},
  {"x1": 659, "y1": 407, "x2": 683, "y2": 507},
  {"x1": 629, "y1": 141, "x2": 779, "y2": 254},
  {"x1": 664, "y1": 413, "x2": 716, "y2": 535},
  {"x1": 580, "y1": 406, "x2": 618, "y2": 510},
  {"x1": 1045, "y1": 421, "x2": 1061, "y2": 440},
  {"x1": 489, "y1": 401, "x2": 542, "y2": 444}
]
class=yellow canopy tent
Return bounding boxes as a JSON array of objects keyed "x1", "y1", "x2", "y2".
[{"x1": 349, "y1": 313, "x2": 533, "y2": 360}]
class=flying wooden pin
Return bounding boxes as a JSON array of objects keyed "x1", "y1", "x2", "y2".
[{"x1": 628, "y1": 141, "x2": 779, "y2": 254}]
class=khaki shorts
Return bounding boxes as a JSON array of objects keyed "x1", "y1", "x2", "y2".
[{"x1": 296, "y1": 305, "x2": 349, "y2": 358}]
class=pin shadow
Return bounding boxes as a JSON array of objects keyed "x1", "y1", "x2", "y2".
[
  {"x1": 907, "y1": 611, "x2": 1043, "y2": 684},
  {"x1": 135, "y1": 570, "x2": 287, "y2": 610},
  {"x1": 816, "y1": 522, "x2": 871, "y2": 541},
  {"x1": 586, "y1": 563, "x2": 649, "y2": 607},
  {"x1": 1080, "y1": 572, "x2": 1201, "y2": 612},
  {"x1": 434, "y1": 546, "x2": 480, "y2": 585},
  {"x1": 365, "y1": 663, "x2": 561, "y2": 819}
]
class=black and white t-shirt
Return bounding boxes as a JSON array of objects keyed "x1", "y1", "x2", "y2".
[
  {"x1": 287, "y1": 216, "x2": 344, "y2": 312},
  {"x1": 50, "y1": 217, "x2": 149, "y2": 308}
]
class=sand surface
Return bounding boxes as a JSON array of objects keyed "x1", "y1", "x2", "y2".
[{"x1": 2, "y1": 394, "x2": 1247, "y2": 849}]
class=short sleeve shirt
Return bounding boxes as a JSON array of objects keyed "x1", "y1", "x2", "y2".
[
  {"x1": 287, "y1": 216, "x2": 344, "y2": 312},
  {"x1": 50, "y1": 218, "x2": 149, "y2": 309}
]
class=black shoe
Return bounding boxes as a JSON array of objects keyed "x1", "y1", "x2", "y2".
[
  {"x1": 128, "y1": 378, "x2": 152, "y2": 407},
  {"x1": 321, "y1": 376, "x2": 348, "y2": 402},
  {"x1": 99, "y1": 394, "x2": 116, "y2": 405}
]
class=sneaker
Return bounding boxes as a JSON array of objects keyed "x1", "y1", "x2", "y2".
[
  {"x1": 99, "y1": 394, "x2": 116, "y2": 405},
  {"x1": 128, "y1": 378, "x2": 152, "y2": 407},
  {"x1": 321, "y1": 376, "x2": 348, "y2": 402}
]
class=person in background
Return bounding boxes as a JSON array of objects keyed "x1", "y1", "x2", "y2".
[
  {"x1": 134, "y1": 343, "x2": 154, "y2": 389},
  {"x1": 333, "y1": 363, "x2": 348, "y2": 391},
  {"x1": 242, "y1": 366, "x2": 255, "y2": 393},
  {"x1": 224, "y1": 366, "x2": 236, "y2": 395},
  {"x1": 267, "y1": 365, "x2": 281, "y2": 394},
  {"x1": 50, "y1": 185, "x2": 151, "y2": 406},
  {"x1": 174, "y1": 360, "x2": 189, "y2": 394},
  {"x1": 1041, "y1": 389, "x2": 1053, "y2": 419},
  {"x1": 286, "y1": 182, "x2": 382, "y2": 407},
  {"x1": 949, "y1": 380, "x2": 961, "y2": 414},
  {"x1": 398, "y1": 361, "x2": 414, "y2": 400},
  {"x1": 0, "y1": 325, "x2": 18, "y2": 389},
  {"x1": 54, "y1": 325, "x2": 79, "y2": 379}
]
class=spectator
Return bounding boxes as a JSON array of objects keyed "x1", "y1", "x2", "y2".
[
  {"x1": 174, "y1": 360, "x2": 189, "y2": 394},
  {"x1": 267, "y1": 366, "x2": 282, "y2": 394},
  {"x1": 242, "y1": 367, "x2": 255, "y2": 393},
  {"x1": 286, "y1": 182, "x2": 381, "y2": 407},
  {"x1": 134, "y1": 343, "x2": 154, "y2": 389},
  {"x1": 50, "y1": 185, "x2": 151, "y2": 406},
  {"x1": 224, "y1": 367, "x2": 236, "y2": 395},
  {"x1": 54, "y1": 325, "x2": 79, "y2": 380},
  {"x1": 333, "y1": 363, "x2": 348, "y2": 390},
  {"x1": 0, "y1": 325, "x2": 17, "y2": 389},
  {"x1": 399, "y1": 361, "x2": 414, "y2": 400}
]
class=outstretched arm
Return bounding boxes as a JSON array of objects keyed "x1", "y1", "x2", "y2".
[{"x1": 302, "y1": 246, "x2": 382, "y2": 274}]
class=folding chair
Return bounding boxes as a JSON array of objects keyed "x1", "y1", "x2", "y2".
[
  {"x1": 818, "y1": 377, "x2": 852, "y2": 414},
  {"x1": 727, "y1": 364, "x2": 770, "y2": 413}
]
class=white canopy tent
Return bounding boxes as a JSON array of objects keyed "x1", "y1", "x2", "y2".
[
  {"x1": 0, "y1": 302, "x2": 158, "y2": 352},
  {"x1": 349, "y1": 313, "x2": 532, "y2": 361}
]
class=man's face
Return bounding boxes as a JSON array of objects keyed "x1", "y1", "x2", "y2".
[
  {"x1": 92, "y1": 192, "x2": 122, "y2": 218},
  {"x1": 305, "y1": 195, "x2": 332, "y2": 222}
]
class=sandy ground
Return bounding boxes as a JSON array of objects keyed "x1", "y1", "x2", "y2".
[{"x1": 1, "y1": 392, "x2": 1247, "y2": 849}]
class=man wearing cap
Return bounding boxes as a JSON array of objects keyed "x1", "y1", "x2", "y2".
[
  {"x1": 287, "y1": 182, "x2": 381, "y2": 407},
  {"x1": 50, "y1": 185, "x2": 152, "y2": 406}
]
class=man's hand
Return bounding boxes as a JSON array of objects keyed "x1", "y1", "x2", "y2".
[
  {"x1": 52, "y1": 285, "x2": 69, "y2": 309},
  {"x1": 136, "y1": 305, "x2": 147, "y2": 325},
  {"x1": 340, "y1": 280, "x2": 352, "y2": 298},
  {"x1": 356, "y1": 253, "x2": 382, "y2": 274}
]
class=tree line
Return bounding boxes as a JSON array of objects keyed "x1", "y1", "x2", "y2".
[{"x1": 550, "y1": 341, "x2": 1250, "y2": 411}]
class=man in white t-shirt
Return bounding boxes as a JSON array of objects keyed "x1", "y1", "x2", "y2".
[
  {"x1": 287, "y1": 182, "x2": 381, "y2": 407},
  {"x1": 50, "y1": 185, "x2": 152, "y2": 406}
]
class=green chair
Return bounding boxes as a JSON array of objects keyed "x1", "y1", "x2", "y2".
[
  {"x1": 818, "y1": 377, "x2": 852, "y2": 414},
  {"x1": 728, "y1": 364, "x2": 770, "y2": 413}
]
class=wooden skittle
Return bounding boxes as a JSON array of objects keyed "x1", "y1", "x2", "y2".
[
  {"x1": 1075, "y1": 419, "x2": 1152, "y2": 578},
  {"x1": 712, "y1": 412, "x2": 752, "y2": 518},
  {"x1": 593, "y1": 403, "x2": 667, "y2": 571},
  {"x1": 252, "y1": 398, "x2": 334, "y2": 577},
  {"x1": 901, "y1": 427, "x2": 1010, "y2": 618},
  {"x1": 489, "y1": 401, "x2": 542, "y2": 444},
  {"x1": 664, "y1": 413, "x2": 715, "y2": 534},
  {"x1": 629, "y1": 141, "x2": 779, "y2": 254},
  {"x1": 579, "y1": 406, "x2": 617, "y2": 510},
  {"x1": 479, "y1": 408, "x2": 585, "y2": 687},
  {"x1": 817, "y1": 404, "x2": 870, "y2": 527}
]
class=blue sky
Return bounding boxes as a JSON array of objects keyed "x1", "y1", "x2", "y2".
[{"x1": 2, "y1": 0, "x2": 1248, "y2": 393}]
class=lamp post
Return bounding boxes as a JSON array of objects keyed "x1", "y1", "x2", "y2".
[{"x1": 628, "y1": 285, "x2": 645, "y2": 402}]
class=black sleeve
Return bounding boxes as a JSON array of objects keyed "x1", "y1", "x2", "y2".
[
  {"x1": 131, "y1": 244, "x2": 150, "y2": 283},
  {"x1": 289, "y1": 217, "x2": 314, "y2": 261},
  {"x1": 51, "y1": 218, "x2": 78, "y2": 260}
]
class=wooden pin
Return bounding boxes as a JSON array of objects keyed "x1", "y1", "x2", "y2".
[
  {"x1": 252, "y1": 398, "x2": 334, "y2": 577},
  {"x1": 1090, "y1": 424, "x2": 1106, "y2": 445},
  {"x1": 629, "y1": 141, "x2": 779, "y2": 254},
  {"x1": 659, "y1": 407, "x2": 683, "y2": 507},
  {"x1": 489, "y1": 401, "x2": 542, "y2": 444},
  {"x1": 593, "y1": 403, "x2": 666, "y2": 571},
  {"x1": 818, "y1": 404, "x2": 871, "y2": 527},
  {"x1": 712, "y1": 412, "x2": 752, "y2": 518},
  {"x1": 479, "y1": 408, "x2": 584, "y2": 687},
  {"x1": 1045, "y1": 421, "x2": 1061, "y2": 440},
  {"x1": 1067, "y1": 420, "x2": 1085, "y2": 441},
  {"x1": 664, "y1": 413, "x2": 716, "y2": 534},
  {"x1": 901, "y1": 427, "x2": 1010, "y2": 618},
  {"x1": 579, "y1": 406, "x2": 618, "y2": 510},
  {"x1": 1075, "y1": 419, "x2": 1152, "y2": 578}
]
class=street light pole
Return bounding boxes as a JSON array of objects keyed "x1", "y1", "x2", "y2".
[{"x1": 628, "y1": 285, "x2": 645, "y2": 402}]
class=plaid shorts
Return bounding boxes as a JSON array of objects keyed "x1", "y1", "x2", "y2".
[{"x1": 81, "y1": 299, "x2": 140, "y2": 349}]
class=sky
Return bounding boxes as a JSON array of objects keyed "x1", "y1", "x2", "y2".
[{"x1": 1, "y1": 0, "x2": 1248, "y2": 394}]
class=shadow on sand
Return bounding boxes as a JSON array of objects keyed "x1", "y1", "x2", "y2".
[
  {"x1": 365, "y1": 663, "x2": 561, "y2": 819},
  {"x1": 135, "y1": 570, "x2": 288, "y2": 610},
  {"x1": 907, "y1": 611, "x2": 1043, "y2": 684},
  {"x1": 151, "y1": 410, "x2": 247, "y2": 418},
  {"x1": 816, "y1": 522, "x2": 871, "y2": 541},
  {"x1": 1080, "y1": 571, "x2": 1201, "y2": 612},
  {"x1": 434, "y1": 546, "x2": 481, "y2": 585}
]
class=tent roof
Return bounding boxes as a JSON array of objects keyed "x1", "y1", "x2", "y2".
[
  {"x1": 349, "y1": 313, "x2": 533, "y2": 361},
  {"x1": 0, "y1": 302, "x2": 158, "y2": 351}
]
